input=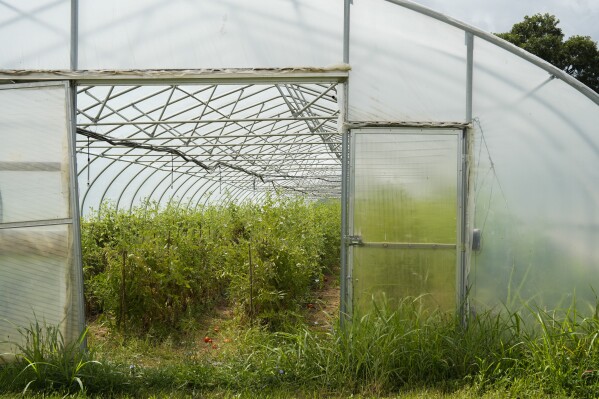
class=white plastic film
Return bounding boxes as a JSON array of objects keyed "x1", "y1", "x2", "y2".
[
  {"x1": 0, "y1": 0, "x2": 70, "y2": 69},
  {"x1": 0, "y1": 225, "x2": 81, "y2": 357},
  {"x1": 471, "y1": 37, "x2": 599, "y2": 312},
  {"x1": 0, "y1": 85, "x2": 70, "y2": 222},
  {"x1": 349, "y1": 0, "x2": 467, "y2": 122},
  {"x1": 78, "y1": 0, "x2": 343, "y2": 69}
]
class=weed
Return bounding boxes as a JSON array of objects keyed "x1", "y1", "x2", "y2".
[{"x1": 0, "y1": 320, "x2": 100, "y2": 395}]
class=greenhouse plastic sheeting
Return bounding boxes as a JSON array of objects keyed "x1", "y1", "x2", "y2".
[
  {"x1": 78, "y1": 0, "x2": 344, "y2": 69},
  {"x1": 0, "y1": 83, "x2": 83, "y2": 359},
  {"x1": 1, "y1": 0, "x2": 599, "y2": 319},
  {"x1": 0, "y1": 0, "x2": 70, "y2": 69},
  {"x1": 340, "y1": 0, "x2": 599, "y2": 315},
  {"x1": 349, "y1": 0, "x2": 467, "y2": 122},
  {"x1": 470, "y1": 37, "x2": 599, "y2": 312},
  {"x1": 0, "y1": 87, "x2": 71, "y2": 223}
]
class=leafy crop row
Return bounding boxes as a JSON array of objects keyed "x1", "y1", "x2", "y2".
[{"x1": 81, "y1": 195, "x2": 340, "y2": 335}]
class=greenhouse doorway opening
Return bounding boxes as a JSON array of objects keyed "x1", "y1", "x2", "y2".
[{"x1": 345, "y1": 127, "x2": 469, "y2": 316}]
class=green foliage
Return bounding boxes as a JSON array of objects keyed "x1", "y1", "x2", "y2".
[
  {"x1": 496, "y1": 13, "x2": 599, "y2": 93},
  {"x1": 227, "y1": 299, "x2": 599, "y2": 397},
  {"x1": 0, "y1": 321, "x2": 99, "y2": 395},
  {"x1": 3, "y1": 298, "x2": 599, "y2": 398},
  {"x1": 496, "y1": 14, "x2": 565, "y2": 66},
  {"x1": 491, "y1": 305, "x2": 599, "y2": 398},
  {"x1": 81, "y1": 196, "x2": 341, "y2": 334},
  {"x1": 562, "y1": 35, "x2": 599, "y2": 89}
]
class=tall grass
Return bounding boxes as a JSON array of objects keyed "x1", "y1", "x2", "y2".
[
  {"x1": 259, "y1": 298, "x2": 599, "y2": 397},
  {"x1": 0, "y1": 320, "x2": 99, "y2": 394},
  {"x1": 2, "y1": 298, "x2": 599, "y2": 397}
]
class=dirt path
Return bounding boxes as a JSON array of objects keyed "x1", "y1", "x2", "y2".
[
  {"x1": 87, "y1": 273, "x2": 341, "y2": 367},
  {"x1": 304, "y1": 274, "x2": 341, "y2": 332}
]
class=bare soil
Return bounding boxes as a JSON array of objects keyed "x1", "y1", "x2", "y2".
[{"x1": 304, "y1": 274, "x2": 341, "y2": 332}]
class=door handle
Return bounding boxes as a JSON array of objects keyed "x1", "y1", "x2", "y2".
[{"x1": 472, "y1": 229, "x2": 482, "y2": 251}]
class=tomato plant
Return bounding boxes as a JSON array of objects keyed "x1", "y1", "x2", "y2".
[{"x1": 81, "y1": 195, "x2": 340, "y2": 335}]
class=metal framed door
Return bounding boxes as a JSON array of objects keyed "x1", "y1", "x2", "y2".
[
  {"x1": 0, "y1": 82, "x2": 84, "y2": 359},
  {"x1": 345, "y1": 127, "x2": 466, "y2": 315}
]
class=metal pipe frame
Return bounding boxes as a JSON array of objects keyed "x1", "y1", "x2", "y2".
[
  {"x1": 67, "y1": 80, "x2": 87, "y2": 346},
  {"x1": 75, "y1": 81, "x2": 342, "y2": 211},
  {"x1": 78, "y1": 116, "x2": 337, "y2": 126},
  {"x1": 0, "y1": 68, "x2": 350, "y2": 85},
  {"x1": 460, "y1": 31, "x2": 475, "y2": 322}
]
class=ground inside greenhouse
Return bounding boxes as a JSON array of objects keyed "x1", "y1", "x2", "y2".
[{"x1": 87, "y1": 273, "x2": 341, "y2": 369}]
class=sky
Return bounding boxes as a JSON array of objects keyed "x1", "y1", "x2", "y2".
[{"x1": 412, "y1": 0, "x2": 599, "y2": 42}]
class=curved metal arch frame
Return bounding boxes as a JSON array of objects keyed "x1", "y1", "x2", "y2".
[
  {"x1": 76, "y1": 80, "x2": 343, "y2": 211},
  {"x1": 77, "y1": 84, "x2": 275, "y2": 207}
]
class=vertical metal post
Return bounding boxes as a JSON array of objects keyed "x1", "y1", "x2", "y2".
[
  {"x1": 340, "y1": 126, "x2": 349, "y2": 322},
  {"x1": 248, "y1": 242, "x2": 254, "y2": 324},
  {"x1": 343, "y1": 0, "x2": 351, "y2": 64},
  {"x1": 340, "y1": 0, "x2": 351, "y2": 324},
  {"x1": 459, "y1": 32, "x2": 475, "y2": 322},
  {"x1": 70, "y1": 0, "x2": 78, "y2": 70},
  {"x1": 456, "y1": 129, "x2": 468, "y2": 322},
  {"x1": 466, "y1": 32, "x2": 474, "y2": 123},
  {"x1": 67, "y1": 81, "x2": 86, "y2": 346}
]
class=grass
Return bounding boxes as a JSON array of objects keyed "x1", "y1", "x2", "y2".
[
  {"x1": 0, "y1": 388, "x2": 558, "y2": 398},
  {"x1": 2, "y1": 295, "x2": 599, "y2": 398},
  {"x1": 0, "y1": 321, "x2": 101, "y2": 394}
]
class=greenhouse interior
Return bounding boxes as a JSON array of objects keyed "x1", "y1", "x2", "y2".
[{"x1": 1, "y1": 0, "x2": 599, "y2": 354}]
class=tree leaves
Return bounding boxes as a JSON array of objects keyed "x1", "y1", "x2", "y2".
[{"x1": 497, "y1": 13, "x2": 599, "y2": 93}]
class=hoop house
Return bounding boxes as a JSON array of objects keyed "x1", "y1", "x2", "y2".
[{"x1": 1, "y1": 0, "x2": 598, "y2": 353}]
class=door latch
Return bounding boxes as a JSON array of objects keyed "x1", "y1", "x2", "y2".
[{"x1": 346, "y1": 235, "x2": 363, "y2": 246}]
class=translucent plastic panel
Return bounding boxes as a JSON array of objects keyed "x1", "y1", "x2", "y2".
[
  {"x1": 0, "y1": 83, "x2": 82, "y2": 361},
  {"x1": 0, "y1": 84, "x2": 71, "y2": 223},
  {"x1": 349, "y1": 0, "x2": 467, "y2": 122},
  {"x1": 471, "y1": 38, "x2": 599, "y2": 312},
  {"x1": 352, "y1": 131, "x2": 458, "y2": 243},
  {"x1": 353, "y1": 247, "x2": 456, "y2": 313},
  {"x1": 79, "y1": 0, "x2": 343, "y2": 69},
  {"x1": 0, "y1": 0, "x2": 70, "y2": 69},
  {"x1": 0, "y1": 225, "x2": 82, "y2": 357},
  {"x1": 350, "y1": 129, "x2": 459, "y2": 314}
]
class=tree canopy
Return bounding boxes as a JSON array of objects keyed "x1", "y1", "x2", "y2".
[{"x1": 497, "y1": 13, "x2": 599, "y2": 93}]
